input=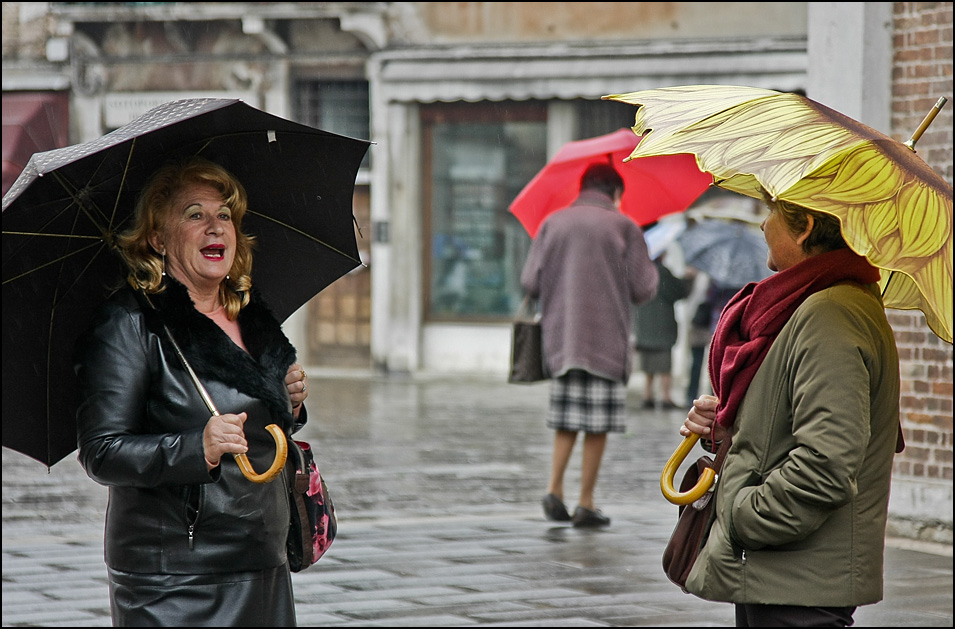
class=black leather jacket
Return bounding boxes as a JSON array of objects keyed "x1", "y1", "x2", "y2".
[{"x1": 74, "y1": 280, "x2": 305, "y2": 574}]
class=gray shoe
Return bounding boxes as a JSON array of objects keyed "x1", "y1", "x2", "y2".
[
  {"x1": 542, "y1": 493, "x2": 572, "y2": 521},
  {"x1": 572, "y1": 506, "x2": 610, "y2": 528}
]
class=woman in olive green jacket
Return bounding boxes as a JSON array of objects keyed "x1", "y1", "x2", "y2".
[{"x1": 681, "y1": 195, "x2": 901, "y2": 627}]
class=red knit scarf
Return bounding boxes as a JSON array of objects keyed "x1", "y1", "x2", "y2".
[{"x1": 708, "y1": 248, "x2": 880, "y2": 427}]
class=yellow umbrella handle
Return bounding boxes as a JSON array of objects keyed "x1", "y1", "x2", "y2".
[
  {"x1": 661, "y1": 433, "x2": 717, "y2": 505},
  {"x1": 233, "y1": 424, "x2": 288, "y2": 484}
]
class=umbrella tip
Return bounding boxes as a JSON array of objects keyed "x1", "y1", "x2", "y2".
[{"x1": 903, "y1": 97, "x2": 947, "y2": 151}]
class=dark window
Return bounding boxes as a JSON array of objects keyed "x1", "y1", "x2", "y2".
[
  {"x1": 422, "y1": 102, "x2": 547, "y2": 321},
  {"x1": 293, "y1": 79, "x2": 370, "y2": 168},
  {"x1": 576, "y1": 98, "x2": 638, "y2": 139}
]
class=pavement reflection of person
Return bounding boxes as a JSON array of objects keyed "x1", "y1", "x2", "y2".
[{"x1": 435, "y1": 235, "x2": 470, "y2": 313}]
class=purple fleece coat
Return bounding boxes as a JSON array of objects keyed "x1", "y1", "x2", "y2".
[{"x1": 520, "y1": 189, "x2": 659, "y2": 383}]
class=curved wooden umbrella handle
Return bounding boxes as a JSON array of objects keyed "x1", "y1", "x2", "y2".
[
  {"x1": 233, "y1": 423, "x2": 288, "y2": 484},
  {"x1": 660, "y1": 433, "x2": 717, "y2": 505},
  {"x1": 147, "y1": 312, "x2": 290, "y2": 485}
]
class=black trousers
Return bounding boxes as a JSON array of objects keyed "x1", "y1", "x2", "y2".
[
  {"x1": 686, "y1": 344, "x2": 707, "y2": 404},
  {"x1": 736, "y1": 603, "x2": 857, "y2": 627}
]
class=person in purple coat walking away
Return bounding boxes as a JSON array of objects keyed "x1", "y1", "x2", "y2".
[{"x1": 521, "y1": 163, "x2": 659, "y2": 527}]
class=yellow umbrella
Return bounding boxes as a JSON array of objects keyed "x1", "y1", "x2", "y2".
[
  {"x1": 604, "y1": 85, "x2": 953, "y2": 345},
  {"x1": 604, "y1": 85, "x2": 953, "y2": 506}
]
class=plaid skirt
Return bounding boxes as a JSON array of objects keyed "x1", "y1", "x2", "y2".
[{"x1": 547, "y1": 369, "x2": 626, "y2": 434}]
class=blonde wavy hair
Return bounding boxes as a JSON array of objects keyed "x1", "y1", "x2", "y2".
[{"x1": 116, "y1": 156, "x2": 257, "y2": 320}]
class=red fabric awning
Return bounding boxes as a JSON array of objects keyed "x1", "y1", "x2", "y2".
[{"x1": 2, "y1": 92, "x2": 70, "y2": 197}]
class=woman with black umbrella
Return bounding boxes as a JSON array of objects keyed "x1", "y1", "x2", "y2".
[{"x1": 74, "y1": 157, "x2": 309, "y2": 626}]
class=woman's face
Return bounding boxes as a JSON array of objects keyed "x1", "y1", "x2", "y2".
[
  {"x1": 761, "y1": 205, "x2": 810, "y2": 273},
  {"x1": 150, "y1": 183, "x2": 237, "y2": 295}
]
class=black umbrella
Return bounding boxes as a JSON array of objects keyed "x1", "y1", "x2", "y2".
[{"x1": 2, "y1": 98, "x2": 371, "y2": 468}]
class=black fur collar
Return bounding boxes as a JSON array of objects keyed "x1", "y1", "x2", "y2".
[{"x1": 140, "y1": 279, "x2": 297, "y2": 424}]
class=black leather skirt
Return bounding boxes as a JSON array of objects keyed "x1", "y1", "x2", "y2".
[{"x1": 107, "y1": 564, "x2": 296, "y2": 627}]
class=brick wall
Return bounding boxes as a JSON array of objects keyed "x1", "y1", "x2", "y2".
[{"x1": 890, "y1": 2, "x2": 954, "y2": 491}]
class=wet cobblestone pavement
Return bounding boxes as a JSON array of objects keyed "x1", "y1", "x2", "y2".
[{"x1": 4, "y1": 372, "x2": 952, "y2": 626}]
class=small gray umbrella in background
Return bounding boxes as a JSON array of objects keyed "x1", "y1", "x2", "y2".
[
  {"x1": 642, "y1": 215, "x2": 687, "y2": 260},
  {"x1": 677, "y1": 218, "x2": 772, "y2": 288}
]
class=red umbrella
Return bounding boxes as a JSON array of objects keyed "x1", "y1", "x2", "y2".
[{"x1": 509, "y1": 128, "x2": 712, "y2": 237}]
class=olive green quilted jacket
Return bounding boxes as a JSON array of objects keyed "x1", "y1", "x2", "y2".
[{"x1": 686, "y1": 283, "x2": 900, "y2": 606}]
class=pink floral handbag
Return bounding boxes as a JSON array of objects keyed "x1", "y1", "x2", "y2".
[{"x1": 287, "y1": 439, "x2": 337, "y2": 572}]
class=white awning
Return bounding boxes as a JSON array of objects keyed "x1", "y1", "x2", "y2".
[{"x1": 371, "y1": 37, "x2": 807, "y2": 104}]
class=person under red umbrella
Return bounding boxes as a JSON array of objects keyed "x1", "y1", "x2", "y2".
[{"x1": 520, "y1": 163, "x2": 659, "y2": 528}]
